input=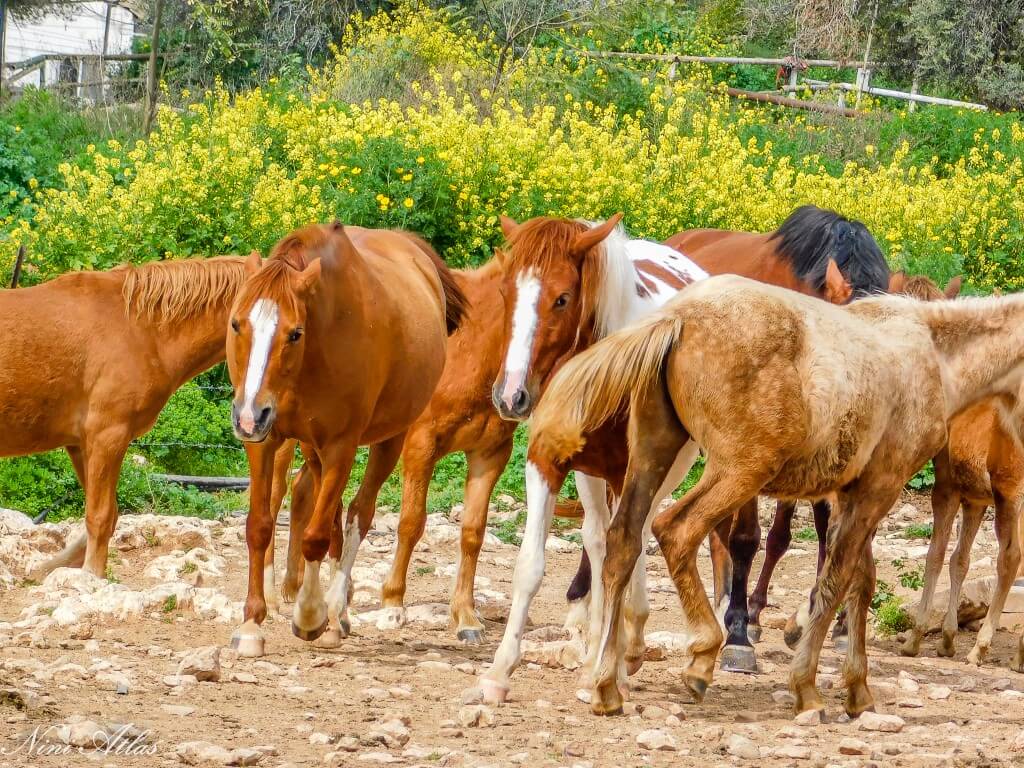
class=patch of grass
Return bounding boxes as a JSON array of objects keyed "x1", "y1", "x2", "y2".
[
  {"x1": 179, "y1": 561, "x2": 198, "y2": 576},
  {"x1": 415, "y1": 566, "x2": 434, "y2": 576},
  {"x1": 162, "y1": 595, "x2": 178, "y2": 614},
  {"x1": 793, "y1": 526, "x2": 818, "y2": 542},
  {"x1": 142, "y1": 527, "x2": 161, "y2": 548},
  {"x1": 875, "y1": 598, "x2": 913, "y2": 636},
  {"x1": 19, "y1": 578, "x2": 39, "y2": 588},
  {"x1": 908, "y1": 461, "x2": 935, "y2": 491},
  {"x1": 892, "y1": 558, "x2": 925, "y2": 590},
  {"x1": 490, "y1": 510, "x2": 526, "y2": 546},
  {"x1": 900, "y1": 523, "x2": 933, "y2": 540},
  {"x1": 105, "y1": 564, "x2": 119, "y2": 583}
]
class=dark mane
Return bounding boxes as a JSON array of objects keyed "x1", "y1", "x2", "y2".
[{"x1": 769, "y1": 205, "x2": 890, "y2": 298}]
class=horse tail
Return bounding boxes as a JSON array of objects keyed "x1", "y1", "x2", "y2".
[
  {"x1": 554, "y1": 499, "x2": 585, "y2": 518},
  {"x1": 530, "y1": 310, "x2": 683, "y2": 463},
  {"x1": 405, "y1": 233, "x2": 469, "y2": 335}
]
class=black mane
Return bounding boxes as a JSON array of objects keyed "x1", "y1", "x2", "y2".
[{"x1": 769, "y1": 205, "x2": 890, "y2": 298}]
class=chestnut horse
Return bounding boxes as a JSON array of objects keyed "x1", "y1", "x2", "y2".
[
  {"x1": 480, "y1": 206, "x2": 890, "y2": 704},
  {"x1": 0, "y1": 256, "x2": 261, "y2": 578},
  {"x1": 226, "y1": 222, "x2": 465, "y2": 657},
  {"x1": 531, "y1": 275, "x2": 1024, "y2": 718}
]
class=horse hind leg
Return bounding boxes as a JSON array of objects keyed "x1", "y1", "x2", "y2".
[
  {"x1": 31, "y1": 446, "x2": 89, "y2": 580},
  {"x1": 720, "y1": 497, "x2": 760, "y2": 674},
  {"x1": 938, "y1": 501, "x2": 985, "y2": 658},
  {"x1": 748, "y1": 499, "x2": 797, "y2": 643},
  {"x1": 967, "y1": 491, "x2": 1021, "y2": 666},
  {"x1": 843, "y1": 537, "x2": 877, "y2": 717},
  {"x1": 574, "y1": 473, "x2": 611, "y2": 689},
  {"x1": 450, "y1": 443, "x2": 512, "y2": 644}
]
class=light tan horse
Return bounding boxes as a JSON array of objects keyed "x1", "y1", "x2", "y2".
[
  {"x1": 530, "y1": 274, "x2": 1024, "y2": 718},
  {"x1": 226, "y1": 222, "x2": 465, "y2": 657},
  {"x1": 0, "y1": 256, "x2": 256, "y2": 578}
]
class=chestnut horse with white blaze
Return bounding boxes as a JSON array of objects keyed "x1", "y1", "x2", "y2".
[
  {"x1": 0, "y1": 256, "x2": 288, "y2": 579},
  {"x1": 530, "y1": 275, "x2": 1024, "y2": 718},
  {"x1": 480, "y1": 206, "x2": 891, "y2": 705},
  {"x1": 226, "y1": 222, "x2": 465, "y2": 657}
]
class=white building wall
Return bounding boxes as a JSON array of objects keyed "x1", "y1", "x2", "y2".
[{"x1": 3, "y1": 3, "x2": 138, "y2": 90}]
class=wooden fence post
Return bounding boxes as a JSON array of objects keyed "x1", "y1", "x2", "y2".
[
  {"x1": 908, "y1": 75, "x2": 920, "y2": 113},
  {"x1": 664, "y1": 58, "x2": 677, "y2": 99},
  {"x1": 100, "y1": 1, "x2": 112, "y2": 103},
  {"x1": 11, "y1": 245, "x2": 25, "y2": 289},
  {"x1": 143, "y1": 0, "x2": 165, "y2": 136},
  {"x1": 0, "y1": 0, "x2": 8, "y2": 102}
]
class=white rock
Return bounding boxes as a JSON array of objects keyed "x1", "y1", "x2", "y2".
[
  {"x1": 416, "y1": 660, "x2": 452, "y2": 672},
  {"x1": 794, "y1": 709, "x2": 823, "y2": 726},
  {"x1": 772, "y1": 745, "x2": 811, "y2": 759},
  {"x1": 176, "y1": 741, "x2": 233, "y2": 765},
  {"x1": 309, "y1": 732, "x2": 331, "y2": 745},
  {"x1": 544, "y1": 535, "x2": 577, "y2": 552},
  {"x1": 838, "y1": 737, "x2": 870, "y2": 755},
  {"x1": 177, "y1": 646, "x2": 221, "y2": 682},
  {"x1": 726, "y1": 734, "x2": 760, "y2": 760},
  {"x1": 370, "y1": 719, "x2": 410, "y2": 748},
  {"x1": 160, "y1": 704, "x2": 196, "y2": 716},
  {"x1": 927, "y1": 685, "x2": 952, "y2": 700},
  {"x1": 457, "y1": 705, "x2": 494, "y2": 728},
  {"x1": 0, "y1": 508, "x2": 34, "y2": 533},
  {"x1": 857, "y1": 712, "x2": 904, "y2": 733},
  {"x1": 636, "y1": 729, "x2": 677, "y2": 752},
  {"x1": 228, "y1": 748, "x2": 264, "y2": 766},
  {"x1": 897, "y1": 671, "x2": 919, "y2": 692},
  {"x1": 356, "y1": 754, "x2": 400, "y2": 764}
]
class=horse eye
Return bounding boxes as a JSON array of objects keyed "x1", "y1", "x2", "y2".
[
  {"x1": 230, "y1": 319, "x2": 240, "y2": 333},
  {"x1": 554, "y1": 293, "x2": 570, "y2": 309},
  {"x1": 287, "y1": 328, "x2": 303, "y2": 343}
]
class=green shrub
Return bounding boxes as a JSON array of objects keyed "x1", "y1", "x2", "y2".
[{"x1": 875, "y1": 597, "x2": 913, "y2": 636}]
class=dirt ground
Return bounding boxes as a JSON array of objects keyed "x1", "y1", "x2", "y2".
[{"x1": 1, "y1": 493, "x2": 1023, "y2": 768}]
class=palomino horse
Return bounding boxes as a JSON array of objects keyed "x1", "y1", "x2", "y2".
[
  {"x1": 479, "y1": 206, "x2": 890, "y2": 704},
  {"x1": 529, "y1": 274, "x2": 1024, "y2": 718},
  {"x1": 0, "y1": 256, "x2": 271, "y2": 578},
  {"x1": 226, "y1": 222, "x2": 465, "y2": 657},
  {"x1": 747, "y1": 274, "x2": 964, "y2": 642}
]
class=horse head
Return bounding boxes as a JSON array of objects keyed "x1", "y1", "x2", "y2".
[{"x1": 491, "y1": 213, "x2": 623, "y2": 421}]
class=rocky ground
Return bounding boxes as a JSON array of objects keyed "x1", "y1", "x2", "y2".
[{"x1": 1, "y1": 494, "x2": 1023, "y2": 768}]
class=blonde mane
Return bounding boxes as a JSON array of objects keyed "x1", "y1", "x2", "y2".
[{"x1": 120, "y1": 256, "x2": 248, "y2": 324}]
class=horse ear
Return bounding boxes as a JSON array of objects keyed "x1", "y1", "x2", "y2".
[
  {"x1": 499, "y1": 215, "x2": 519, "y2": 241},
  {"x1": 944, "y1": 276, "x2": 962, "y2": 298},
  {"x1": 245, "y1": 250, "x2": 262, "y2": 274},
  {"x1": 823, "y1": 259, "x2": 852, "y2": 304},
  {"x1": 571, "y1": 213, "x2": 624, "y2": 258},
  {"x1": 295, "y1": 259, "x2": 322, "y2": 297},
  {"x1": 887, "y1": 270, "x2": 906, "y2": 294}
]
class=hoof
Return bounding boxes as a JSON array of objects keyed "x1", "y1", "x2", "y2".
[
  {"x1": 625, "y1": 657, "x2": 644, "y2": 676},
  {"x1": 899, "y1": 634, "x2": 921, "y2": 658},
  {"x1": 937, "y1": 634, "x2": 955, "y2": 658},
  {"x1": 683, "y1": 675, "x2": 708, "y2": 704},
  {"x1": 591, "y1": 699, "x2": 624, "y2": 716},
  {"x1": 292, "y1": 615, "x2": 329, "y2": 643},
  {"x1": 480, "y1": 678, "x2": 510, "y2": 705},
  {"x1": 592, "y1": 680, "x2": 625, "y2": 716},
  {"x1": 966, "y1": 646, "x2": 985, "y2": 667},
  {"x1": 230, "y1": 627, "x2": 265, "y2": 658},
  {"x1": 457, "y1": 628, "x2": 485, "y2": 645},
  {"x1": 747, "y1": 624, "x2": 762, "y2": 644},
  {"x1": 719, "y1": 644, "x2": 758, "y2": 674}
]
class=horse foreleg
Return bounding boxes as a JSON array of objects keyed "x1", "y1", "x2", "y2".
[
  {"x1": 574, "y1": 472, "x2": 611, "y2": 688},
  {"x1": 80, "y1": 429, "x2": 131, "y2": 579},
  {"x1": 233, "y1": 438, "x2": 282, "y2": 657},
  {"x1": 450, "y1": 443, "x2": 513, "y2": 644},
  {"x1": 293, "y1": 444, "x2": 355, "y2": 643},
  {"x1": 720, "y1": 497, "x2": 760, "y2": 674},
  {"x1": 902, "y1": 455, "x2": 958, "y2": 657},
  {"x1": 379, "y1": 433, "x2": 437, "y2": 631},
  {"x1": 748, "y1": 499, "x2": 796, "y2": 641},
  {"x1": 480, "y1": 460, "x2": 562, "y2": 705},
  {"x1": 938, "y1": 501, "x2": 985, "y2": 658},
  {"x1": 264, "y1": 439, "x2": 297, "y2": 616},
  {"x1": 967, "y1": 490, "x2": 1021, "y2": 666}
]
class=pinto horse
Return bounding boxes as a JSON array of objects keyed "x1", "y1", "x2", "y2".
[
  {"x1": 479, "y1": 206, "x2": 891, "y2": 704},
  {"x1": 226, "y1": 222, "x2": 466, "y2": 657},
  {"x1": 530, "y1": 275, "x2": 1024, "y2": 718},
  {"x1": 0, "y1": 256, "x2": 279, "y2": 578}
]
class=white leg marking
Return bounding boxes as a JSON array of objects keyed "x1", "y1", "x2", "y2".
[
  {"x1": 485, "y1": 461, "x2": 556, "y2": 684},
  {"x1": 294, "y1": 558, "x2": 324, "y2": 629},
  {"x1": 500, "y1": 271, "x2": 541, "y2": 409},
  {"x1": 239, "y1": 298, "x2": 279, "y2": 434},
  {"x1": 575, "y1": 472, "x2": 610, "y2": 668},
  {"x1": 325, "y1": 516, "x2": 362, "y2": 626}
]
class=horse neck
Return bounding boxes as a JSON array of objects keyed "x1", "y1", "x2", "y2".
[
  {"x1": 151, "y1": 303, "x2": 232, "y2": 388},
  {"x1": 452, "y1": 261, "x2": 506, "y2": 376},
  {"x1": 920, "y1": 295, "x2": 1024, "y2": 417}
]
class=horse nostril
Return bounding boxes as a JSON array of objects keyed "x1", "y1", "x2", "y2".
[
  {"x1": 256, "y1": 406, "x2": 273, "y2": 429},
  {"x1": 512, "y1": 389, "x2": 530, "y2": 414}
]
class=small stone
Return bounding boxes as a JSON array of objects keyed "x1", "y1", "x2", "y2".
[
  {"x1": 772, "y1": 745, "x2": 811, "y2": 760},
  {"x1": 564, "y1": 743, "x2": 586, "y2": 758},
  {"x1": 641, "y1": 705, "x2": 669, "y2": 721},
  {"x1": 176, "y1": 741, "x2": 232, "y2": 765},
  {"x1": 457, "y1": 705, "x2": 494, "y2": 728},
  {"x1": 228, "y1": 748, "x2": 264, "y2": 766},
  {"x1": 509, "y1": 753, "x2": 529, "y2": 764},
  {"x1": 857, "y1": 712, "x2": 904, "y2": 733},
  {"x1": 309, "y1": 732, "x2": 332, "y2": 745},
  {"x1": 794, "y1": 709, "x2": 823, "y2": 726},
  {"x1": 230, "y1": 672, "x2": 258, "y2": 684},
  {"x1": 838, "y1": 737, "x2": 870, "y2": 755},
  {"x1": 177, "y1": 646, "x2": 221, "y2": 683},
  {"x1": 335, "y1": 736, "x2": 359, "y2": 752},
  {"x1": 388, "y1": 687, "x2": 412, "y2": 699},
  {"x1": 1012, "y1": 731, "x2": 1024, "y2": 752},
  {"x1": 636, "y1": 728, "x2": 677, "y2": 752},
  {"x1": 726, "y1": 734, "x2": 761, "y2": 760},
  {"x1": 897, "y1": 671, "x2": 918, "y2": 692},
  {"x1": 665, "y1": 715, "x2": 683, "y2": 727},
  {"x1": 898, "y1": 698, "x2": 924, "y2": 708},
  {"x1": 929, "y1": 684, "x2": 950, "y2": 704},
  {"x1": 370, "y1": 719, "x2": 410, "y2": 748},
  {"x1": 363, "y1": 687, "x2": 390, "y2": 701},
  {"x1": 416, "y1": 661, "x2": 452, "y2": 672},
  {"x1": 575, "y1": 689, "x2": 592, "y2": 704},
  {"x1": 356, "y1": 753, "x2": 400, "y2": 764},
  {"x1": 771, "y1": 690, "x2": 796, "y2": 706}
]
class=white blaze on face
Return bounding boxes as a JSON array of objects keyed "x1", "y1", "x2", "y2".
[
  {"x1": 501, "y1": 270, "x2": 542, "y2": 409},
  {"x1": 238, "y1": 298, "x2": 279, "y2": 434}
]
